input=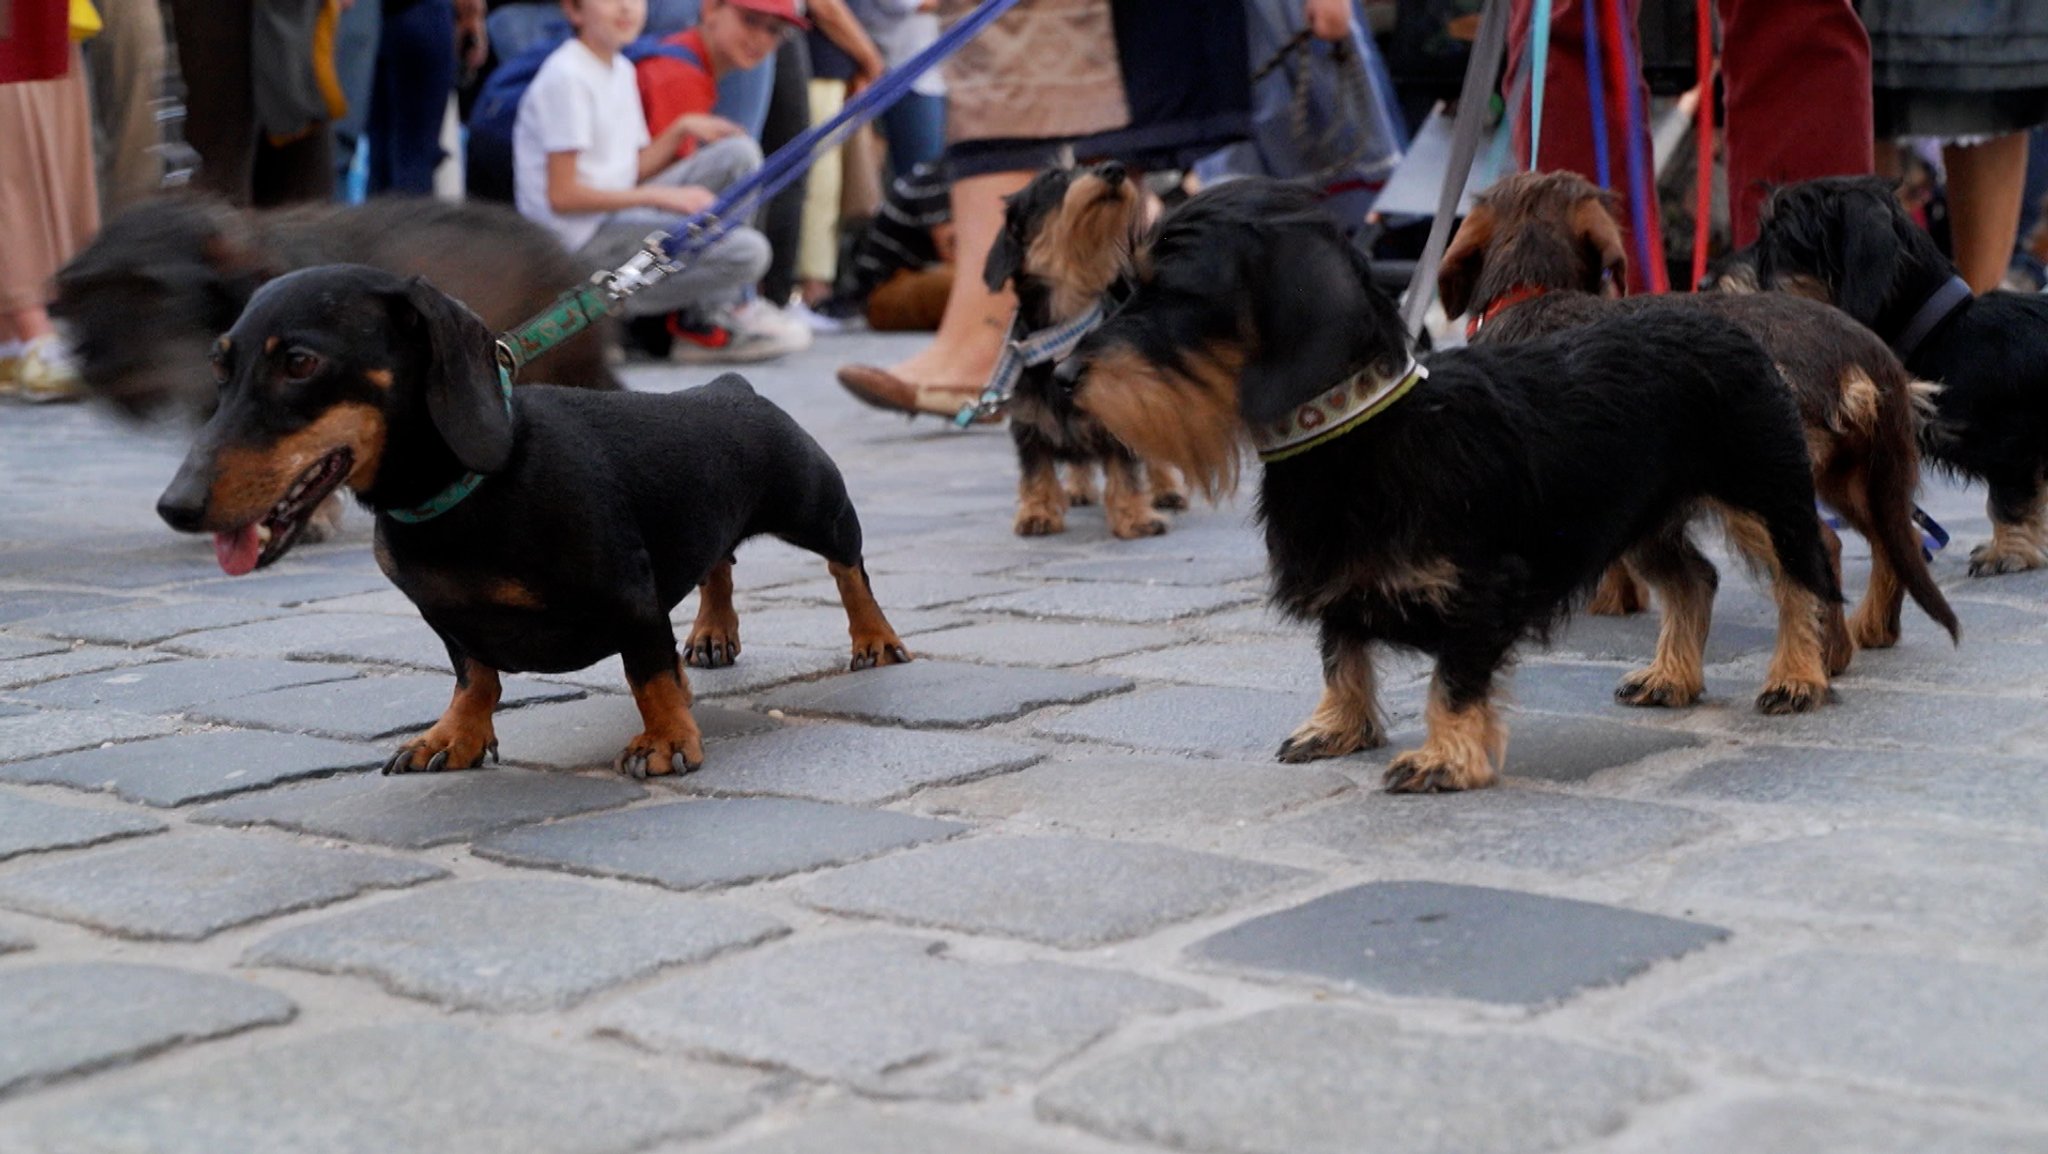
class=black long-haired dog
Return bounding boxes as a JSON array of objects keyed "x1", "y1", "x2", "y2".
[
  {"x1": 982, "y1": 162, "x2": 1185, "y2": 537},
  {"x1": 1057, "y1": 180, "x2": 1841, "y2": 793},
  {"x1": 1753, "y1": 175, "x2": 2048, "y2": 576}
]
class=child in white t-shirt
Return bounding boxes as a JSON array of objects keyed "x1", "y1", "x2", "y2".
[{"x1": 512, "y1": 0, "x2": 807, "y2": 362}]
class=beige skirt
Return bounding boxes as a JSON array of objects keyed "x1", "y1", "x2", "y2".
[
  {"x1": 0, "y1": 46, "x2": 100, "y2": 313},
  {"x1": 939, "y1": 0, "x2": 1130, "y2": 145}
]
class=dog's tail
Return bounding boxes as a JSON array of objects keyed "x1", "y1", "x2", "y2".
[{"x1": 1868, "y1": 382, "x2": 1962, "y2": 645}]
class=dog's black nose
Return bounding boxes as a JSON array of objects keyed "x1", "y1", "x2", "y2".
[
  {"x1": 1098, "y1": 161, "x2": 1126, "y2": 187},
  {"x1": 157, "y1": 467, "x2": 211, "y2": 533}
]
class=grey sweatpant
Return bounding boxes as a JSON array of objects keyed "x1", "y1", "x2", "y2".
[{"x1": 573, "y1": 135, "x2": 771, "y2": 319}]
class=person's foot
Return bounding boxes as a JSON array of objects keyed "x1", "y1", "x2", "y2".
[
  {"x1": 835, "y1": 364, "x2": 998, "y2": 422},
  {"x1": 669, "y1": 301, "x2": 812, "y2": 365},
  {"x1": 16, "y1": 336, "x2": 84, "y2": 404}
]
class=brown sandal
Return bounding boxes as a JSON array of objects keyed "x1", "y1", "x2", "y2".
[{"x1": 836, "y1": 364, "x2": 998, "y2": 422}]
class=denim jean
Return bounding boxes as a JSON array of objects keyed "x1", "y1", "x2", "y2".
[
  {"x1": 368, "y1": 0, "x2": 457, "y2": 196},
  {"x1": 877, "y1": 91, "x2": 945, "y2": 179}
]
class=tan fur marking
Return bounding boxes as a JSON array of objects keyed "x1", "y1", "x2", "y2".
[
  {"x1": 1586, "y1": 564, "x2": 1648, "y2": 615},
  {"x1": 1076, "y1": 345, "x2": 1244, "y2": 501},
  {"x1": 364, "y1": 368, "x2": 394, "y2": 390},
  {"x1": 1615, "y1": 557, "x2": 1711, "y2": 707},
  {"x1": 1102, "y1": 456, "x2": 1167, "y2": 538},
  {"x1": 263, "y1": 336, "x2": 279, "y2": 355},
  {"x1": 396, "y1": 661, "x2": 501, "y2": 770},
  {"x1": 1028, "y1": 172, "x2": 1141, "y2": 319},
  {"x1": 208, "y1": 402, "x2": 387, "y2": 527},
  {"x1": 1015, "y1": 461, "x2": 1067, "y2": 536},
  {"x1": 830, "y1": 561, "x2": 911, "y2": 669},
  {"x1": 484, "y1": 579, "x2": 545, "y2": 610},
  {"x1": 623, "y1": 663, "x2": 703, "y2": 776},
  {"x1": 1280, "y1": 639, "x2": 1384, "y2": 761},
  {"x1": 1717, "y1": 507, "x2": 1833, "y2": 711},
  {"x1": 1384, "y1": 678, "x2": 1503, "y2": 792},
  {"x1": 1836, "y1": 367, "x2": 1881, "y2": 436}
]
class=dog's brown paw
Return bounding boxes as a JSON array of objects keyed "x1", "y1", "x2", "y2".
[
  {"x1": 383, "y1": 731, "x2": 498, "y2": 775},
  {"x1": 1064, "y1": 474, "x2": 1099, "y2": 507},
  {"x1": 1109, "y1": 512, "x2": 1170, "y2": 539},
  {"x1": 1276, "y1": 722, "x2": 1383, "y2": 763},
  {"x1": 1968, "y1": 542, "x2": 2046, "y2": 577},
  {"x1": 615, "y1": 727, "x2": 704, "y2": 779},
  {"x1": 1382, "y1": 749, "x2": 1496, "y2": 793},
  {"x1": 1614, "y1": 668, "x2": 1702, "y2": 708},
  {"x1": 1586, "y1": 567, "x2": 1647, "y2": 616},
  {"x1": 1151, "y1": 489, "x2": 1189, "y2": 511},
  {"x1": 1754, "y1": 679, "x2": 1829, "y2": 715},
  {"x1": 1014, "y1": 508, "x2": 1066, "y2": 536},
  {"x1": 851, "y1": 634, "x2": 911, "y2": 671},
  {"x1": 683, "y1": 625, "x2": 741, "y2": 669},
  {"x1": 1849, "y1": 612, "x2": 1901, "y2": 651}
]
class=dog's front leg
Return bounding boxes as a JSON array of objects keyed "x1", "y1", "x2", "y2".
[
  {"x1": 1103, "y1": 451, "x2": 1168, "y2": 539},
  {"x1": 618, "y1": 640, "x2": 704, "y2": 779},
  {"x1": 385, "y1": 656, "x2": 501, "y2": 773},
  {"x1": 1384, "y1": 662, "x2": 1506, "y2": 793},
  {"x1": 1969, "y1": 479, "x2": 2048, "y2": 577},
  {"x1": 684, "y1": 558, "x2": 742, "y2": 668},
  {"x1": 1279, "y1": 619, "x2": 1385, "y2": 762},
  {"x1": 1014, "y1": 434, "x2": 1068, "y2": 536}
]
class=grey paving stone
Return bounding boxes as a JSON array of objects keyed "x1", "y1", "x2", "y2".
[
  {"x1": 965, "y1": 581, "x2": 1258, "y2": 623},
  {"x1": 1275, "y1": 785, "x2": 1724, "y2": 874},
  {"x1": 758, "y1": 571, "x2": 1032, "y2": 609},
  {"x1": 0, "y1": 790, "x2": 163, "y2": 860},
  {"x1": 245, "y1": 878, "x2": 786, "y2": 1011},
  {"x1": 1193, "y1": 602, "x2": 1313, "y2": 637},
  {"x1": 0, "y1": 590, "x2": 137, "y2": 625},
  {"x1": 176, "y1": 567, "x2": 394, "y2": 605},
  {"x1": 6, "y1": 657, "x2": 358, "y2": 713},
  {"x1": 1706, "y1": 684, "x2": 2047, "y2": 749},
  {"x1": 475, "y1": 798, "x2": 964, "y2": 890},
  {"x1": 1661, "y1": 746, "x2": 2048, "y2": 832},
  {"x1": 1100, "y1": 638, "x2": 1332, "y2": 695},
  {"x1": 1508, "y1": 661, "x2": 1732, "y2": 717},
  {"x1": 681, "y1": 723, "x2": 1039, "y2": 804},
  {"x1": 724, "y1": 605, "x2": 962, "y2": 650},
  {"x1": 758, "y1": 660, "x2": 1130, "y2": 728},
  {"x1": 1949, "y1": 597, "x2": 2048, "y2": 642},
  {"x1": 0, "y1": 928, "x2": 25, "y2": 954},
  {"x1": 1839, "y1": 638, "x2": 2048, "y2": 690},
  {"x1": 906, "y1": 620, "x2": 1182, "y2": 667},
  {"x1": 1038, "y1": 1005, "x2": 1683, "y2": 1154},
  {"x1": 1191, "y1": 881, "x2": 1727, "y2": 1005},
  {"x1": 1601, "y1": 1094, "x2": 2048, "y2": 1154},
  {"x1": 1036, "y1": 684, "x2": 1419, "y2": 760},
  {"x1": 194, "y1": 766, "x2": 643, "y2": 848},
  {"x1": 916, "y1": 755, "x2": 1353, "y2": 836},
  {"x1": 6, "y1": 1023, "x2": 760, "y2": 1154},
  {"x1": 1544, "y1": 614, "x2": 1777, "y2": 665},
  {"x1": 16, "y1": 601, "x2": 286, "y2": 646},
  {"x1": 1642, "y1": 950, "x2": 2048, "y2": 1105},
  {"x1": 1492, "y1": 714, "x2": 1705, "y2": 782},
  {"x1": 593, "y1": 933, "x2": 1205, "y2": 1099},
  {"x1": 704, "y1": 1109, "x2": 1082, "y2": 1154},
  {"x1": 164, "y1": 612, "x2": 441, "y2": 666},
  {"x1": 189, "y1": 673, "x2": 582, "y2": 739},
  {"x1": 0, "y1": 830, "x2": 443, "y2": 940},
  {"x1": 0, "y1": 963, "x2": 295, "y2": 1098},
  {"x1": 1023, "y1": 554, "x2": 1269, "y2": 586},
  {"x1": 301, "y1": 588, "x2": 423, "y2": 617},
  {"x1": 0, "y1": 634, "x2": 68, "y2": 660},
  {"x1": 0, "y1": 646, "x2": 170, "y2": 690},
  {"x1": 797, "y1": 835, "x2": 1310, "y2": 948},
  {"x1": 0, "y1": 730, "x2": 381, "y2": 806},
  {"x1": 0, "y1": 708, "x2": 178, "y2": 764},
  {"x1": 1657, "y1": 828, "x2": 2048, "y2": 947},
  {"x1": 539, "y1": 646, "x2": 846, "y2": 698},
  {"x1": 489, "y1": 694, "x2": 777, "y2": 770}
]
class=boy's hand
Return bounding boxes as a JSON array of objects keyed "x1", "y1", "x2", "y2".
[
  {"x1": 642, "y1": 185, "x2": 717, "y2": 216},
  {"x1": 674, "y1": 114, "x2": 745, "y2": 143},
  {"x1": 1305, "y1": 0, "x2": 1351, "y2": 40}
]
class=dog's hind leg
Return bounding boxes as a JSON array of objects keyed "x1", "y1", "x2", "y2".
[
  {"x1": 1103, "y1": 451, "x2": 1168, "y2": 539},
  {"x1": 1719, "y1": 508, "x2": 1835, "y2": 714},
  {"x1": 386, "y1": 654, "x2": 501, "y2": 773},
  {"x1": 1015, "y1": 436, "x2": 1068, "y2": 536},
  {"x1": 1148, "y1": 462, "x2": 1190, "y2": 511},
  {"x1": 684, "y1": 557, "x2": 742, "y2": 669},
  {"x1": 1062, "y1": 463, "x2": 1100, "y2": 507},
  {"x1": 1586, "y1": 563, "x2": 1648, "y2": 616},
  {"x1": 829, "y1": 560, "x2": 911, "y2": 670},
  {"x1": 1816, "y1": 518, "x2": 1856, "y2": 674},
  {"x1": 617, "y1": 647, "x2": 704, "y2": 778},
  {"x1": 1970, "y1": 477, "x2": 2048, "y2": 577},
  {"x1": 1384, "y1": 660, "x2": 1508, "y2": 793},
  {"x1": 1279, "y1": 618, "x2": 1386, "y2": 763},
  {"x1": 1614, "y1": 530, "x2": 1717, "y2": 707}
]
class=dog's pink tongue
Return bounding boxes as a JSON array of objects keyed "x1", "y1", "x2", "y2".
[{"x1": 214, "y1": 524, "x2": 262, "y2": 576}]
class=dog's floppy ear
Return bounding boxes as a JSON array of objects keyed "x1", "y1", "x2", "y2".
[
  {"x1": 1569, "y1": 196, "x2": 1629, "y2": 296},
  {"x1": 1436, "y1": 202, "x2": 1495, "y2": 319},
  {"x1": 1832, "y1": 190, "x2": 1907, "y2": 327},
  {"x1": 400, "y1": 276, "x2": 513, "y2": 474},
  {"x1": 1239, "y1": 230, "x2": 1405, "y2": 426},
  {"x1": 983, "y1": 216, "x2": 1025, "y2": 292}
]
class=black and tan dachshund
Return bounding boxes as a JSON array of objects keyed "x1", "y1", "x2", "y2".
[
  {"x1": 1057, "y1": 179, "x2": 1841, "y2": 793},
  {"x1": 1753, "y1": 175, "x2": 2048, "y2": 576},
  {"x1": 156, "y1": 265, "x2": 910, "y2": 778}
]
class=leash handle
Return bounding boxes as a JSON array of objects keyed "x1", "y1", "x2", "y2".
[{"x1": 498, "y1": 279, "x2": 618, "y2": 376}]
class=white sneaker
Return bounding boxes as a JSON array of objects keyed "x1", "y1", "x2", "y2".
[
  {"x1": 733, "y1": 298, "x2": 815, "y2": 349},
  {"x1": 668, "y1": 301, "x2": 812, "y2": 365},
  {"x1": 784, "y1": 297, "x2": 845, "y2": 335}
]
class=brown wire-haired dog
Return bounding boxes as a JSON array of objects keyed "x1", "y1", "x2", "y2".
[
  {"x1": 1440, "y1": 171, "x2": 1958, "y2": 663},
  {"x1": 982, "y1": 162, "x2": 1187, "y2": 538},
  {"x1": 1057, "y1": 179, "x2": 1842, "y2": 793}
]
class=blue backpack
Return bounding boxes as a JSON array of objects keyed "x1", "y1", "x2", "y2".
[{"x1": 465, "y1": 34, "x2": 705, "y2": 203}]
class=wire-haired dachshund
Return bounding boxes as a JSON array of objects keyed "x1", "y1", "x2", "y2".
[
  {"x1": 1056, "y1": 179, "x2": 1841, "y2": 793},
  {"x1": 1752, "y1": 175, "x2": 2048, "y2": 577},
  {"x1": 1441, "y1": 171, "x2": 1957, "y2": 663},
  {"x1": 155, "y1": 265, "x2": 909, "y2": 778},
  {"x1": 981, "y1": 161, "x2": 1187, "y2": 537}
]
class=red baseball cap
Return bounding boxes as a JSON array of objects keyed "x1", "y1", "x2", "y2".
[{"x1": 725, "y1": 0, "x2": 809, "y2": 30}]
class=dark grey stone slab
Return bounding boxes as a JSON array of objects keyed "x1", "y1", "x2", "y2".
[
  {"x1": 758, "y1": 661, "x2": 1129, "y2": 728},
  {"x1": 0, "y1": 929, "x2": 26, "y2": 955},
  {"x1": 0, "y1": 646, "x2": 169, "y2": 691},
  {"x1": 1036, "y1": 685, "x2": 1420, "y2": 760},
  {"x1": 0, "y1": 709, "x2": 179, "y2": 764},
  {"x1": 0, "y1": 590, "x2": 138, "y2": 625},
  {"x1": 7, "y1": 1023, "x2": 760, "y2": 1154},
  {"x1": 489, "y1": 694, "x2": 777, "y2": 770},
  {"x1": 1275, "y1": 785, "x2": 1724, "y2": 874},
  {"x1": 965, "y1": 582, "x2": 1258, "y2": 623},
  {"x1": 1662, "y1": 746, "x2": 2048, "y2": 832},
  {"x1": 176, "y1": 568, "x2": 394, "y2": 606},
  {"x1": 592, "y1": 933, "x2": 1205, "y2": 1098},
  {"x1": 245, "y1": 878, "x2": 786, "y2": 1011},
  {"x1": 681, "y1": 723, "x2": 1039, "y2": 804},
  {"x1": 1101, "y1": 638, "x2": 1331, "y2": 695},
  {"x1": 1642, "y1": 950, "x2": 2048, "y2": 1106},
  {"x1": 1509, "y1": 661, "x2": 1737, "y2": 718},
  {"x1": 797, "y1": 835, "x2": 1310, "y2": 948},
  {"x1": 194, "y1": 766, "x2": 643, "y2": 848},
  {"x1": 916, "y1": 756, "x2": 1352, "y2": 836},
  {"x1": 1657, "y1": 829, "x2": 2048, "y2": 947},
  {"x1": 475, "y1": 798, "x2": 965, "y2": 890},
  {"x1": 1037, "y1": 1006, "x2": 1683, "y2": 1154},
  {"x1": 1024, "y1": 554, "x2": 1269, "y2": 586},
  {"x1": 16, "y1": 601, "x2": 287, "y2": 646},
  {"x1": 537, "y1": 646, "x2": 846, "y2": 698},
  {"x1": 0, "y1": 730, "x2": 381, "y2": 806},
  {"x1": 722, "y1": 605, "x2": 961, "y2": 650},
  {"x1": 1191, "y1": 881, "x2": 1727, "y2": 1006},
  {"x1": 6, "y1": 657, "x2": 358, "y2": 713},
  {"x1": 0, "y1": 635, "x2": 67, "y2": 661},
  {"x1": 906, "y1": 620, "x2": 1182, "y2": 667},
  {"x1": 1492, "y1": 714, "x2": 1704, "y2": 782},
  {"x1": 0, "y1": 830, "x2": 443, "y2": 940},
  {"x1": 758, "y1": 571, "x2": 1031, "y2": 609},
  {"x1": 1602, "y1": 1094, "x2": 2048, "y2": 1154},
  {"x1": 189, "y1": 674, "x2": 582, "y2": 739},
  {"x1": 0, "y1": 963, "x2": 295, "y2": 1098},
  {"x1": 711, "y1": 1110, "x2": 1081, "y2": 1154},
  {"x1": 0, "y1": 790, "x2": 163, "y2": 860}
]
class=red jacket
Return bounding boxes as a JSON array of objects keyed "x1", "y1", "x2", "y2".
[{"x1": 634, "y1": 28, "x2": 717, "y2": 161}]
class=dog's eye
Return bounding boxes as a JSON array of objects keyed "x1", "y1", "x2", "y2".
[{"x1": 282, "y1": 351, "x2": 320, "y2": 381}]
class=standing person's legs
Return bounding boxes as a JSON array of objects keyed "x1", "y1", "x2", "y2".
[
  {"x1": 1717, "y1": 0, "x2": 1872, "y2": 248},
  {"x1": 798, "y1": 79, "x2": 848, "y2": 305},
  {"x1": 878, "y1": 92, "x2": 945, "y2": 176},
  {"x1": 1944, "y1": 132, "x2": 2033, "y2": 293},
  {"x1": 757, "y1": 35, "x2": 810, "y2": 306},
  {"x1": 367, "y1": 0, "x2": 455, "y2": 195},
  {"x1": 170, "y1": 0, "x2": 257, "y2": 204},
  {"x1": 330, "y1": 0, "x2": 380, "y2": 198},
  {"x1": 87, "y1": 0, "x2": 167, "y2": 214}
]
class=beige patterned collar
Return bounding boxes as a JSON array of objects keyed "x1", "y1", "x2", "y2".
[{"x1": 1252, "y1": 359, "x2": 1427, "y2": 462}]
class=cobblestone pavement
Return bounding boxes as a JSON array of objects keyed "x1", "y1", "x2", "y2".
[{"x1": 1, "y1": 331, "x2": 2046, "y2": 1153}]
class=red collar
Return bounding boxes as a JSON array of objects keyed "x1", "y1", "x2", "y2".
[{"x1": 1463, "y1": 282, "x2": 1551, "y2": 339}]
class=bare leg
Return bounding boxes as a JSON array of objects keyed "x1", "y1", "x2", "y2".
[
  {"x1": 1943, "y1": 132, "x2": 2030, "y2": 293},
  {"x1": 882, "y1": 170, "x2": 1032, "y2": 388}
]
